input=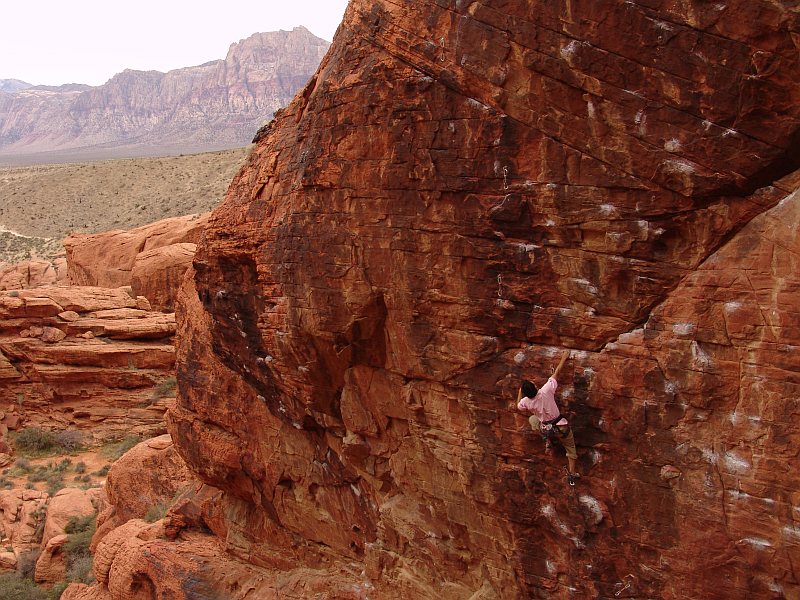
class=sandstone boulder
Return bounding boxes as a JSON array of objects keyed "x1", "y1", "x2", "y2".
[
  {"x1": 0, "y1": 259, "x2": 65, "y2": 290},
  {"x1": 0, "y1": 489, "x2": 48, "y2": 554},
  {"x1": 61, "y1": 583, "x2": 112, "y2": 600},
  {"x1": 65, "y1": 214, "x2": 208, "y2": 297},
  {"x1": 130, "y1": 243, "x2": 197, "y2": 312},
  {"x1": 0, "y1": 550, "x2": 16, "y2": 571},
  {"x1": 97, "y1": 434, "x2": 194, "y2": 546},
  {"x1": 34, "y1": 533, "x2": 68, "y2": 585},
  {"x1": 162, "y1": 1, "x2": 800, "y2": 599},
  {"x1": 41, "y1": 487, "x2": 95, "y2": 547}
]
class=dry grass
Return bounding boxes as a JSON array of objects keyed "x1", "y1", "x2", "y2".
[{"x1": 0, "y1": 147, "x2": 249, "y2": 262}]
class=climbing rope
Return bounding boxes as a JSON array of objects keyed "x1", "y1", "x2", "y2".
[{"x1": 503, "y1": 166, "x2": 509, "y2": 190}]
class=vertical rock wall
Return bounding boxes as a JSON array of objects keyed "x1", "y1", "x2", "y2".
[{"x1": 168, "y1": 1, "x2": 800, "y2": 598}]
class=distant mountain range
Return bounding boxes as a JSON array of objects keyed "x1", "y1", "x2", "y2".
[
  {"x1": 0, "y1": 27, "x2": 329, "y2": 164},
  {"x1": 0, "y1": 79, "x2": 33, "y2": 93}
]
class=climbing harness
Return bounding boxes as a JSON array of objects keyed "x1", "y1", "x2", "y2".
[{"x1": 542, "y1": 413, "x2": 570, "y2": 439}]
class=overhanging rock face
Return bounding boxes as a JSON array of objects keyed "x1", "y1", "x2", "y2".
[{"x1": 167, "y1": 1, "x2": 800, "y2": 598}]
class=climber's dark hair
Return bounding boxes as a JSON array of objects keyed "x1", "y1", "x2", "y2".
[{"x1": 521, "y1": 380, "x2": 538, "y2": 398}]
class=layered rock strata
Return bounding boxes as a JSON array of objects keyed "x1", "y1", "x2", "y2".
[
  {"x1": 0, "y1": 287, "x2": 175, "y2": 440},
  {"x1": 74, "y1": 1, "x2": 800, "y2": 599}
]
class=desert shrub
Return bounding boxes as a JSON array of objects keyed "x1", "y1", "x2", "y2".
[
  {"x1": 12, "y1": 428, "x2": 84, "y2": 456},
  {"x1": 65, "y1": 554, "x2": 94, "y2": 584},
  {"x1": 54, "y1": 430, "x2": 83, "y2": 452},
  {"x1": 13, "y1": 458, "x2": 31, "y2": 472},
  {"x1": 45, "y1": 474, "x2": 65, "y2": 496},
  {"x1": 30, "y1": 506, "x2": 47, "y2": 544},
  {"x1": 0, "y1": 572, "x2": 50, "y2": 599},
  {"x1": 13, "y1": 428, "x2": 55, "y2": 453},
  {"x1": 144, "y1": 499, "x2": 170, "y2": 523},
  {"x1": 16, "y1": 549, "x2": 41, "y2": 580},
  {"x1": 0, "y1": 477, "x2": 13, "y2": 490},
  {"x1": 74, "y1": 461, "x2": 86, "y2": 474},
  {"x1": 93, "y1": 464, "x2": 111, "y2": 477},
  {"x1": 64, "y1": 514, "x2": 94, "y2": 535},
  {"x1": 151, "y1": 376, "x2": 177, "y2": 400},
  {"x1": 49, "y1": 581, "x2": 68, "y2": 599},
  {"x1": 100, "y1": 436, "x2": 141, "y2": 461},
  {"x1": 27, "y1": 467, "x2": 48, "y2": 483},
  {"x1": 63, "y1": 515, "x2": 95, "y2": 584}
]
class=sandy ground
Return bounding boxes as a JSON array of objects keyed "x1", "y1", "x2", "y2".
[
  {"x1": 0, "y1": 147, "x2": 249, "y2": 262},
  {"x1": 2, "y1": 442, "x2": 134, "y2": 495}
]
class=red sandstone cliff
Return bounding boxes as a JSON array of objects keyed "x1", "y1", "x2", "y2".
[{"x1": 71, "y1": 1, "x2": 800, "y2": 599}]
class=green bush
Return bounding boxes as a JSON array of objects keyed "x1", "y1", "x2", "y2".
[
  {"x1": 54, "y1": 458, "x2": 72, "y2": 473},
  {"x1": 13, "y1": 428, "x2": 55, "y2": 453},
  {"x1": 74, "y1": 461, "x2": 87, "y2": 474},
  {"x1": 0, "y1": 572, "x2": 50, "y2": 599},
  {"x1": 30, "y1": 507, "x2": 47, "y2": 545},
  {"x1": 49, "y1": 582, "x2": 68, "y2": 599},
  {"x1": 12, "y1": 428, "x2": 84, "y2": 457},
  {"x1": 100, "y1": 436, "x2": 141, "y2": 461},
  {"x1": 64, "y1": 514, "x2": 95, "y2": 535},
  {"x1": 45, "y1": 474, "x2": 65, "y2": 496},
  {"x1": 63, "y1": 515, "x2": 96, "y2": 585},
  {"x1": 93, "y1": 464, "x2": 111, "y2": 477},
  {"x1": 151, "y1": 376, "x2": 177, "y2": 399},
  {"x1": 144, "y1": 500, "x2": 170, "y2": 523}
]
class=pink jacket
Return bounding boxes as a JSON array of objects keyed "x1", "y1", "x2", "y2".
[{"x1": 518, "y1": 377, "x2": 568, "y2": 426}]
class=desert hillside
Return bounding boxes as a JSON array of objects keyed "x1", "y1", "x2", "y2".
[{"x1": 0, "y1": 147, "x2": 248, "y2": 263}]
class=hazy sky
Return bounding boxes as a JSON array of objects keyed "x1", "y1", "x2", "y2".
[{"x1": 1, "y1": 0, "x2": 350, "y2": 86}]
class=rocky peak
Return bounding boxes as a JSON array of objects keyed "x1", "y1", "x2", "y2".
[
  {"x1": 0, "y1": 29, "x2": 331, "y2": 160},
  {"x1": 0, "y1": 79, "x2": 32, "y2": 93}
]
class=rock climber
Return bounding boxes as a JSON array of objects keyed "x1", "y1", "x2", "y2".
[{"x1": 515, "y1": 349, "x2": 580, "y2": 486}]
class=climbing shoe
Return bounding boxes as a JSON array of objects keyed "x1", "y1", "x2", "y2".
[{"x1": 567, "y1": 472, "x2": 580, "y2": 486}]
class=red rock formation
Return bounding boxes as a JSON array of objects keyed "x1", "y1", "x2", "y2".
[
  {"x1": 0, "y1": 287, "x2": 175, "y2": 440},
  {"x1": 68, "y1": 1, "x2": 800, "y2": 599},
  {"x1": 65, "y1": 214, "x2": 207, "y2": 295},
  {"x1": 40, "y1": 488, "x2": 95, "y2": 548},
  {"x1": 97, "y1": 434, "x2": 194, "y2": 532},
  {"x1": 35, "y1": 533, "x2": 68, "y2": 586},
  {"x1": 0, "y1": 258, "x2": 67, "y2": 290},
  {"x1": 130, "y1": 243, "x2": 197, "y2": 312},
  {"x1": 0, "y1": 489, "x2": 48, "y2": 555}
]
